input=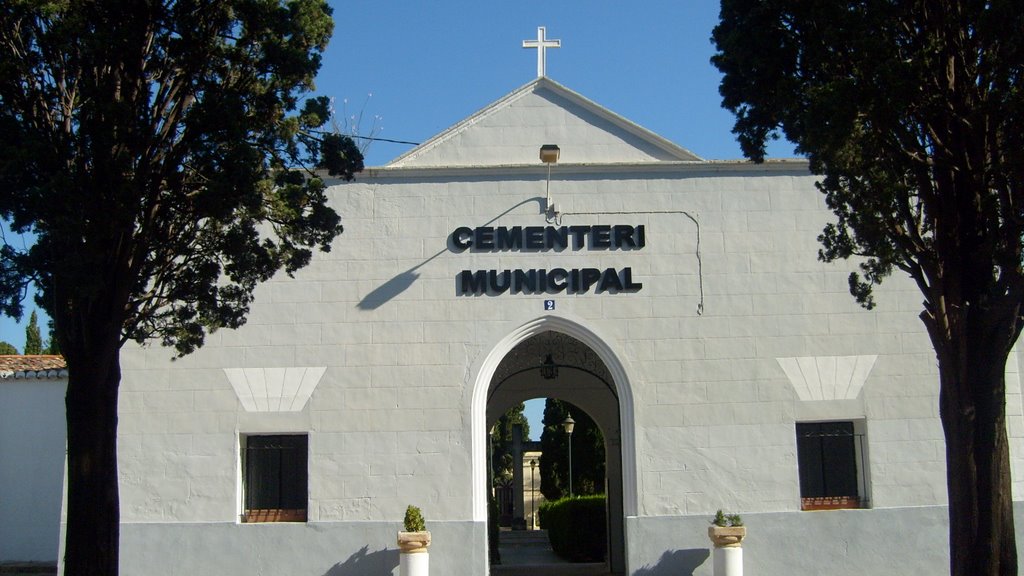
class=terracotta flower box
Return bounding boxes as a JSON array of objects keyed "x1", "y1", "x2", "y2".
[
  {"x1": 242, "y1": 508, "x2": 307, "y2": 523},
  {"x1": 800, "y1": 496, "x2": 861, "y2": 511},
  {"x1": 398, "y1": 531, "x2": 431, "y2": 554},
  {"x1": 708, "y1": 525, "x2": 746, "y2": 548}
]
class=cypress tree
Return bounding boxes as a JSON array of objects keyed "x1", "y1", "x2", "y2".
[{"x1": 24, "y1": 310, "x2": 42, "y2": 355}]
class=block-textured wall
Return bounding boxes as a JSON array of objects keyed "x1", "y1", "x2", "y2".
[
  {"x1": 116, "y1": 161, "x2": 1024, "y2": 541},
  {"x1": 1, "y1": 377, "x2": 66, "y2": 562}
]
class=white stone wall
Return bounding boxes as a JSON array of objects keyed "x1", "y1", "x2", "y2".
[
  {"x1": 114, "y1": 160, "x2": 1004, "y2": 531},
  {"x1": 101, "y1": 74, "x2": 1024, "y2": 573},
  {"x1": 0, "y1": 376, "x2": 66, "y2": 562}
]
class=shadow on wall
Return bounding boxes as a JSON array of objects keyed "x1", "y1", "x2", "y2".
[
  {"x1": 632, "y1": 549, "x2": 710, "y2": 576},
  {"x1": 323, "y1": 546, "x2": 399, "y2": 576},
  {"x1": 356, "y1": 196, "x2": 544, "y2": 310},
  {"x1": 358, "y1": 267, "x2": 425, "y2": 310}
]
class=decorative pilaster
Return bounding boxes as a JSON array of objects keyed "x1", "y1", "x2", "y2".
[
  {"x1": 398, "y1": 531, "x2": 431, "y2": 576},
  {"x1": 709, "y1": 526, "x2": 745, "y2": 576}
]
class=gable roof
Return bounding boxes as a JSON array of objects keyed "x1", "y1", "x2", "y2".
[
  {"x1": 387, "y1": 77, "x2": 702, "y2": 168},
  {"x1": 0, "y1": 355, "x2": 68, "y2": 379}
]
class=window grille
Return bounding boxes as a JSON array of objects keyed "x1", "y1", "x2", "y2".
[
  {"x1": 796, "y1": 422, "x2": 868, "y2": 510},
  {"x1": 242, "y1": 434, "x2": 308, "y2": 522}
]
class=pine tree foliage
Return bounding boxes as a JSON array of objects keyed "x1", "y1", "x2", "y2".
[
  {"x1": 44, "y1": 317, "x2": 59, "y2": 355},
  {"x1": 0, "y1": 2, "x2": 362, "y2": 574},
  {"x1": 0, "y1": 0, "x2": 362, "y2": 355},
  {"x1": 713, "y1": 2, "x2": 1023, "y2": 574},
  {"x1": 539, "y1": 399, "x2": 605, "y2": 500}
]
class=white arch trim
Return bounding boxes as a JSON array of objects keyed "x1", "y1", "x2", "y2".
[{"x1": 470, "y1": 315, "x2": 638, "y2": 521}]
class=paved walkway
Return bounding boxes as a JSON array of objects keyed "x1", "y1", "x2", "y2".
[{"x1": 492, "y1": 529, "x2": 610, "y2": 576}]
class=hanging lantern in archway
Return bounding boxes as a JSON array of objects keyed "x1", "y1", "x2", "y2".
[{"x1": 540, "y1": 353, "x2": 558, "y2": 380}]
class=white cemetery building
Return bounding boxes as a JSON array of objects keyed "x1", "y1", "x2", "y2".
[
  {"x1": 0, "y1": 356, "x2": 67, "y2": 567},
  {"x1": 8, "y1": 30, "x2": 1024, "y2": 576}
]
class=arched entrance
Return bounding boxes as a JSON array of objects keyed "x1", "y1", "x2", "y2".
[{"x1": 471, "y1": 316, "x2": 636, "y2": 575}]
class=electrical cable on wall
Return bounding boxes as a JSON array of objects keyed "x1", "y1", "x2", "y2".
[{"x1": 551, "y1": 209, "x2": 705, "y2": 316}]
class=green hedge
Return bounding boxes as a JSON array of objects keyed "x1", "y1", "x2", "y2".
[
  {"x1": 538, "y1": 495, "x2": 606, "y2": 562},
  {"x1": 488, "y1": 491, "x2": 501, "y2": 564}
]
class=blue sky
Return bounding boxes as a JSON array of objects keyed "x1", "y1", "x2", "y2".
[
  {"x1": 1, "y1": 1, "x2": 798, "y2": 438},
  {"x1": 319, "y1": 0, "x2": 796, "y2": 167}
]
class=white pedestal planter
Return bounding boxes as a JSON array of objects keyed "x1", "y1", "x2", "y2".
[
  {"x1": 708, "y1": 526, "x2": 745, "y2": 576},
  {"x1": 398, "y1": 531, "x2": 431, "y2": 576}
]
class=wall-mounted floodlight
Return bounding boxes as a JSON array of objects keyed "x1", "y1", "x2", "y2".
[{"x1": 540, "y1": 144, "x2": 560, "y2": 164}]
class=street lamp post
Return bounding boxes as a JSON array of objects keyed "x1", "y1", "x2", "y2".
[
  {"x1": 488, "y1": 424, "x2": 495, "y2": 500},
  {"x1": 530, "y1": 458, "x2": 537, "y2": 530},
  {"x1": 562, "y1": 414, "x2": 575, "y2": 497}
]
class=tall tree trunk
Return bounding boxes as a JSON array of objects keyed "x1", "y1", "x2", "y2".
[
  {"x1": 63, "y1": 347, "x2": 121, "y2": 576},
  {"x1": 936, "y1": 312, "x2": 1018, "y2": 576}
]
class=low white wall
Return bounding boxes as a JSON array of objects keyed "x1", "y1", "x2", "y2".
[
  {"x1": 626, "y1": 505, "x2": 1024, "y2": 576},
  {"x1": 119, "y1": 520, "x2": 485, "y2": 576},
  {"x1": 0, "y1": 376, "x2": 66, "y2": 562}
]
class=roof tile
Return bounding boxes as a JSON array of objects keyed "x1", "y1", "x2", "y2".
[{"x1": 0, "y1": 355, "x2": 68, "y2": 378}]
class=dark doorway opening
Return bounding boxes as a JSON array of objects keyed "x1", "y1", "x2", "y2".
[{"x1": 485, "y1": 331, "x2": 624, "y2": 575}]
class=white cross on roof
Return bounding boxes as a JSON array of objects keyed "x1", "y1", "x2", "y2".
[{"x1": 522, "y1": 26, "x2": 561, "y2": 78}]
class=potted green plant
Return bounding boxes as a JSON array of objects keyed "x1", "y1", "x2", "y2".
[
  {"x1": 398, "y1": 505, "x2": 431, "y2": 576},
  {"x1": 708, "y1": 509, "x2": 746, "y2": 547},
  {"x1": 709, "y1": 510, "x2": 746, "y2": 575}
]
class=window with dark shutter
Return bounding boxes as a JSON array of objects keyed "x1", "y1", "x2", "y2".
[
  {"x1": 796, "y1": 421, "x2": 865, "y2": 510},
  {"x1": 242, "y1": 434, "x2": 308, "y2": 522}
]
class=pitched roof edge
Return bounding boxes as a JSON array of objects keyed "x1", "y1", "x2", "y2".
[
  {"x1": 336, "y1": 158, "x2": 810, "y2": 181},
  {"x1": 387, "y1": 79, "x2": 545, "y2": 167},
  {"x1": 536, "y1": 78, "x2": 703, "y2": 162},
  {"x1": 386, "y1": 77, "x2": 704, "y2": 167}
]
